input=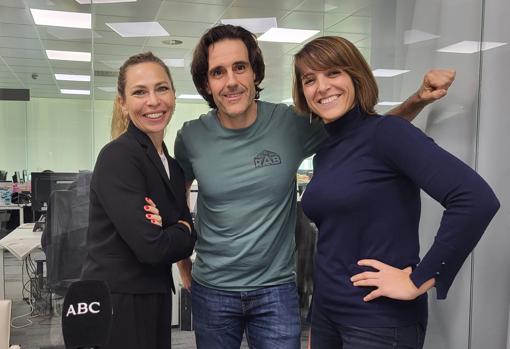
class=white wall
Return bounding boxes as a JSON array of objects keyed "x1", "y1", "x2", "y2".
[{"x1": 0, "y1": 97, "x2": 209, "y2": 176}]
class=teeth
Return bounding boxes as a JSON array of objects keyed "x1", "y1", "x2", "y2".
[
  {"x1": 319, "y1": 95, "x2": 339, "y2": 104},
  {"x1": 225, "y1": 92, "x2": 242, "y2": 98},
  {"x1": 145, "y1": 112, "x2": 163, "y2": 119}
]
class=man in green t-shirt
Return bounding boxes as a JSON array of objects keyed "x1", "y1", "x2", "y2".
[{"x1": 174, "y1": 25, "x2": 455, "y2": 349}]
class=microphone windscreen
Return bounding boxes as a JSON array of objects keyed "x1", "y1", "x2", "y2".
[{"x1": 62, "y1": 280, "x2": 113, "y2": 349}]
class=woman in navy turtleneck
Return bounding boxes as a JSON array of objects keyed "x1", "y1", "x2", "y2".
[{"x1": 292, "y1": 36, "x2": 500, "y2": 349}]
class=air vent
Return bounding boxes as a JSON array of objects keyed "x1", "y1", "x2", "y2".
[{"x1": 94, "y1": 70, "x2": 118, "y2": 77}]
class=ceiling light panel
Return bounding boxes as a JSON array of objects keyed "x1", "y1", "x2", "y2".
[
  {"x1": 377, "y1": 101, "x2": 402, "y2": 106},
  {"x1": 46, "y1": 50, "x2": 91, "y2": 62},
  {"x1": 61, "y1": 89, "x2": 90, "y2": 95},
  {"x1": 437, "y1": 41, "x2": 507, "y2": 54},
  {"x1": 221, "y1": 17, "x2": 277, "y2": 34},
  {"x1": 30, "y1": 9, "x2": 91, "y2": 29},
  {"x1": 55, "y1": 74, "x2": 91, "y2": 82},
  {"x1": 372, "y1": 69, "x2": 410, "y2": 77},
  {"x1": 177, "y1": 94, "x2": 203, "y2": 100},
  {"x1": 163, "y1": 59, "x2": 185, "y2": 68},
  {"x1": 258, "y1": 28, "x2": 319, "y2": 43},
  {"x1": 106, "y1": 22, "x2": 169, "y2": 37},
  {"x1": 75, "y1": 0, "x2": 136, "y2": 4}
]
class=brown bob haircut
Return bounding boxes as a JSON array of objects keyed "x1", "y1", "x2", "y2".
[
  {"x1": 191, "y1": 24, "x2": 265, "y2": 109},
  {"x1": 293, "y1": 36, "x2": 378, "y2": 116}
]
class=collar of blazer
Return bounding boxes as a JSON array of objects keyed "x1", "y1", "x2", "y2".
[{"x1": 126, "y1": 122, "x2": 179, "y2": 203}]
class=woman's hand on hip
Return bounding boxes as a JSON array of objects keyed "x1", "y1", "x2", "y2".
[
  {"x1": 350, "y1": 259, "x2": 435, "y2": 302},
  {"x1": 144, "y1": 197, "x2": 162, "y2": 227}
]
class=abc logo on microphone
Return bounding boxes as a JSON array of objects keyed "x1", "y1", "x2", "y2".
[{"x1": 62, "y1": 280, "x2": 113, "y2": 349}]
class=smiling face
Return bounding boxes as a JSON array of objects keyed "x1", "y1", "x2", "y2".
[
  {"x1": 120, "y1": 62, "x2": 175, "y2": 144},
  {"x1": 301, "y1": 66, "x2": 356, "y2": 124},
  {"x1": 206, "y1": 39, "x2": 257, "y2": 128}
]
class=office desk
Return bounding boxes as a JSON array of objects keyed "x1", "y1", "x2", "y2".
[
  {"x1": 0, "y1": 205, "x2": 27, "y2": 227},
  {"x1": 0, "y1": 223, "x2": 41, "y2": 299},
  {"x1": 0, "y1": 224, "x2": 180, "y2": 326}
]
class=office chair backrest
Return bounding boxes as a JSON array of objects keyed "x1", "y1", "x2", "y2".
[{"x1": 45, "y1": 188, "x2": 89, "y2": 297}]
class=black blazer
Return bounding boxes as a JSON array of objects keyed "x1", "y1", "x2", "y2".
[{"x1": 81, "y1": 123, "x2": 196, "y2": 294}]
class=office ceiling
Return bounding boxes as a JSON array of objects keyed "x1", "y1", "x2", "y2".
[{"x1": 0, "y1": 0, "x2": 372, "y2": 102}]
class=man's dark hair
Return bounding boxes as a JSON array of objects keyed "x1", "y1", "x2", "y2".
[{"x1": 191, "y1": 24, "x2": 265, "y2": 109}]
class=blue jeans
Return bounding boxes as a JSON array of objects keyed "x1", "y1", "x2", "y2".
[
  {"x1": 311, "y1": 304, "x2": 426, "y2": 349},
  {"x1": 191, "y1": 279, "x2": 301, "y2": 349}
]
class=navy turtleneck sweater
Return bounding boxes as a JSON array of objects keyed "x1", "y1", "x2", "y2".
[{"x1": 301, "y1": 106, "x2": 499, "y2": 327}]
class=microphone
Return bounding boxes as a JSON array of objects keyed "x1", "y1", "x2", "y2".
[{"x1": 61, "y1": 280, "x2": 113, "y2": 349}]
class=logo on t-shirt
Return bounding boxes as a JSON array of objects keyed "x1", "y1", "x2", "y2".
[{"x1": 254, "y1": 150, "x2": 281, "y2": 168}]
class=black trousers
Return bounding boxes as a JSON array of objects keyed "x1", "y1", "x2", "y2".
[{"x1": 104, "y1": 293, "x2": 172, "y2": 349}]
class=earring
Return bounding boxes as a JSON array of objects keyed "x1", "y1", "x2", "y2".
[{"x1": 309, "y1": 112, "x2": 312, "y2": 125}]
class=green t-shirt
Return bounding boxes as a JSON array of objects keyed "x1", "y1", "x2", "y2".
[{"x1": 174, "y1": 101, "x2": 326, "y2": 291}]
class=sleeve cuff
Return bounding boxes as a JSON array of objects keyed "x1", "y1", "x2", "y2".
[{"x1": 410, "y1": 239, "x2": 468, "y2": 300}]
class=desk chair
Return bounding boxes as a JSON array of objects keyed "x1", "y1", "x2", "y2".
[
  {"x1": 0, "y1": 300, "x2": 21, "y2": 349},
  {"x1": 43, "y1": 186, "x2": 89, "y2": 298},
  {"x1": 0, "y1": 212, "x2": 11, "y2": 239}
]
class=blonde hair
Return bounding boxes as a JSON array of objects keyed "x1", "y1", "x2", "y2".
[
  {"x1": 293, "y1": 36, "x2": 378, "y2": 116},
  {"x1": 110, "y1": 96, "x2": 129, "y2": 140},
  {"x1": 111, "y1": 52, "x2": 175, "y2": 140}
]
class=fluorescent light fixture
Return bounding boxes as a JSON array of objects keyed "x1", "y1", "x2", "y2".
[
  {"x1": 177, "y1": 94, "x2": 203, "y2": 100},
  {"x1": 98, "y1": 86, "x2": 117, "y2": 92},
  {"x1": 55, "y1": 74, "x2": 90, "y2": 82},
  {"x1": 258, "y1": 28, "x2": 319, "y2": 43},
  {"x1": 30, "y1": 8, "x2": 91, "y2": 29},
  {"x1": 221, "y1": 17, "x2": 277, "y2": 34},
  {"x1": 404, "y1": 29, "x2": 439, "y2": 45},
  {"x1": 106, "y1": 21, "x2": 169, "y2": 37},
  {"x1": 75, "y1": 0, "x2": 136, "y2": 3},
  {"x1": 163, "y1": 59, "x2": 185, "y2": 68},
  {"x1": 282, "y1": 98, "x2": 293, "y2": 103},
  {"x1": 61, "y1": 89, "x2": 90, "y2": 95},
  {"x1": 46, "y1": 50, "x2": 91, "y2": 62},
  {"x1": 437, "y1": 40, "x2": 507, "y2": 54},
  {"x1": 377, "y1": 101, "x2": 402, "y2": 106},
  {"x1": 372, "y1": 69, "x2": 410, "y2": 77}
]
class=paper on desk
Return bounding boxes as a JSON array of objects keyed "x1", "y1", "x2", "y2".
[{"x1": 0, "y1": 226, "x2": 41, "y2": 260}]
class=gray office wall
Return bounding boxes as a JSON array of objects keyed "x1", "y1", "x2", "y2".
[
  {"x1": 370, "y1": 0, "x2": 508, "y2": 348},
  {"x1": 407, "y1": 0, "x2": 509, "y2": 347},
  {"x1": 471, "y1": 0, "x2": 510, "y2": 348}
]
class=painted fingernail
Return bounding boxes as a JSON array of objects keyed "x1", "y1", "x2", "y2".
[
  {"x1": 151, "y1": 220, "x2": 157, "y2": 224},
  {"x1": 144, "y1": 205, "x2": 150, "y2": 210},
  {"x1": 146, "y1": 214, "x2": 152, "y2": 218}
]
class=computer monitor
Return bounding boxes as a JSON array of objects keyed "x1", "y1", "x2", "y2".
[{"x1": 31, "y1": 172, "x2": 78, "y2": 214}]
